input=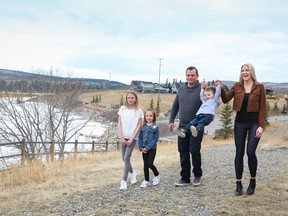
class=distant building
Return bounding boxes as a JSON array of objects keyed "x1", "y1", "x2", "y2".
[
  {"x1": 130, "y1": 80, "x2": 171, "y2": 93},
  {"x1": 130, "y1": 80, "x2": 154, "y2": 93},
  {"x1": 153, "y1": 83, "x2": 170, "y2": 93},
  {"x1": 171, "y1": 82, "x2": 183, "y2": 94}
]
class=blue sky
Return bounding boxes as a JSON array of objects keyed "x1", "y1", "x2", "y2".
[{"x1": 0, "y1": 0, "x2": 287, "y2": 84}]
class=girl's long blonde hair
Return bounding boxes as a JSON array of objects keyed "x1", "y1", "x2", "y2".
[{"x1": 124, "y1": 91, "x2": 140, "y2": 111}]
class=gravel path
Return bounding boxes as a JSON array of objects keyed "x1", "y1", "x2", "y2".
[{"x1": 32, "y1": 144, "x2": 288, "y2": 216}]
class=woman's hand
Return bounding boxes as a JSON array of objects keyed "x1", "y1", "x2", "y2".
[
  {"x1": 215, "y1": 80, "x2": 222, "y2": 86},
  {"x1": 255, "y1": 127, "x2": 263, "y2": 139}
]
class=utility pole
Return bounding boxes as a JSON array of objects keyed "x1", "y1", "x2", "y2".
[
  {"x1": 157, "y1": 58, "x2": 164, "y2": 102},
  {"x1": 157, "y1": 58, "x2": 164, "y2": 116}
]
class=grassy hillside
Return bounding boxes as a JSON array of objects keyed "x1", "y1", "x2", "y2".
[{"x1": 80, "y1": 89, "x2": 288, "y2": 116}]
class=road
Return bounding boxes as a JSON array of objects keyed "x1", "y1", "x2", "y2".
[{"x1": 201, "y1": 115, "x2": 288, "y2": 135}]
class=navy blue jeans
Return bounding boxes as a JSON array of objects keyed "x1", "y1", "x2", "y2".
[
  {"x1": 178, "y1": 128, "x2": 204, "y2": 183},
  {"x1": 234, "y1": 122, "x2": 260, "y2": 180},
  {"x1": 183, "y1": 114, "x2": 214, "y2": 133}
]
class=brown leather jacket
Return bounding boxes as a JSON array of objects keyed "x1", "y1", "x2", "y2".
[{"x1": 220, "y1": 81, "x2": 266, "y2": 128}]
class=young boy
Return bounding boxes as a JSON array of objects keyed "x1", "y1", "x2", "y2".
[{"x1": 174, "y1": 83, "x2": 221, "y2": 138}]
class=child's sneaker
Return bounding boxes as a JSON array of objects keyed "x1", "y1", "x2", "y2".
[
  {"x1": 120, "y1": 180, "x2": 127, "y2": 190},
  {"x1": 140, "y1": 180, "x2": 151, "y2": 188},
  {"x1": 152, "y1": 175, "x2": 160, "y2": 186},
  {"x1": 130, "y1": 171, "x2": 137, "y2": 184},
  {"x1": 173, "y1": 127, "x2": 186, "y2": 138},
  {"x1": 190, "y1": 126, "x2": 198, "y2": 137}
]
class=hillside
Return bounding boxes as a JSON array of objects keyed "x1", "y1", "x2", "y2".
[
  {"x1": 1, "y1": 68, "x2": 288, "y2": 95},
  {"x1": 0, "y1": 68, "x2": 128, "y2": 89}
]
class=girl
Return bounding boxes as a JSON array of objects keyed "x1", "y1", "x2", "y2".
[
  {"x1": 118, "y1": 91, "x2": 143, "y2": 190},
  {"x1": 218, "y1": 63, "x2": 266, "y2": 196},
  {"x1": 138, "y1": 109, "x2": 160, "y2": 188}
]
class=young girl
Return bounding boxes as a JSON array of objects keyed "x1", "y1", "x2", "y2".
[
  {"x1": 118, "y1": 91, "x2": 143, "y2": 190},
  {"x1": 138, "y1": 109, "x2": 160, "y2": 188}
]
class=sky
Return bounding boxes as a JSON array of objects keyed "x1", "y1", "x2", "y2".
[{"x1": 0, "y1": 0, "x2": 288, "y2": 85}]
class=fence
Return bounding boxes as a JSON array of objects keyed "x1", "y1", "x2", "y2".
[{"x1": 0, "y1": 139, "x2": 121, "y2": 167}]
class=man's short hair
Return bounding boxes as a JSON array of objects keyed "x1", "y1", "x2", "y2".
[{"x1": 186, "y1": 66, "x2": 198, "y2": 76}]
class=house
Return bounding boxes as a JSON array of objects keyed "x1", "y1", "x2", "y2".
[
  {"x1": 141, "y1": 81, "x2": 154, "y2": 93},
  {"x1": 153, "y1": 83, "x2": 170, "y2": 93},
  {"x1": 171, "y1": 82, "x2": 183, "y2": 94},
  {"x1": 130, "y1": 80, "x2": 154, "y2": 93}
]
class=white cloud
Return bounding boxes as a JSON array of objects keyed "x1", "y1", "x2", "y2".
[{"x1": 0, "y1": 0, "x2": 288, "y2": 84}]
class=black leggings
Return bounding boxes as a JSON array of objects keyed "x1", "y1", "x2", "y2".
[
  {"x1": 234, "y1": 122, "x2": 260, "y2": 180},
  {"x1": 142, "y1": 148, "x2": 159, "y2": 181}
]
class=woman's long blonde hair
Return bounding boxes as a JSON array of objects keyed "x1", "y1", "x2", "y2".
[{"x1": 239, "y1": 63, "x2": 258, "y2": 83}]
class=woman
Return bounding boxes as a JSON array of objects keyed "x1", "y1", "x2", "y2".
[{"x1": 218, "y1": 63, "x2": 266, "y2": 196}]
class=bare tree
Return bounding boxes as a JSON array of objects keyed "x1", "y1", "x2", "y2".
[{"x1": 0, "y1": 69, "x2": 97, "y2": 161}]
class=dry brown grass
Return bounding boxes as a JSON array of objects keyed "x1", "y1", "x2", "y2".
[
  {"x1": 81, "y1": 90, "x2": 288, "y2": 116},
  {"x1": 81, "y1": 90, "x2": 176, "y2": 113},
  {"x1": 0, "y1": 143, "x2": 179, "y2": 215}
]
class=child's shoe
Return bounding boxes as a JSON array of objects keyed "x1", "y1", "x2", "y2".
[
  {"x1": 120, "y1": 180, "x2": 127, "y2": 190},
  {"x1": 173, "y1": 127, "x2": 186, "y2": 138},
  {"x1": 140, "y1": 180, "x2": 151, "y2": 188},
  {"x1": 190, "y1": 126, "x2": 198, "y2": 137},
  {"x1": 130, "y1": 171, "x2": 137, "y2": 184},
  {"x1": 152, "y1": 175, "x2": 160, "y2": 186}
]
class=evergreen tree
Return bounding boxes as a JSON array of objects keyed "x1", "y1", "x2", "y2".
[
  {"x1": 165, "y1": 78, "x2": 169, "y2": 87},
  {"x1": 95, "y1": 95, "x2": 99, "y2": 103},
  {"x1": 99, "y1": 94, "x2": 101, "y2": 102},
  {"x1": 120, "y1": 95, "x2": 124, "y2": 106},
  {"x1": 281, "y1": 104, "x2": 287, "y2": 114},
  {"x1": 91, "y1": 96, "x2": 95, "y2": 103},
  {"x1": 219, "y1": 103, "x2": 234, "y2": 139},
  {"x1": 265, "y1": 101, "x2": 270, "y2": 127},
  {"x1": 266, "y1": 101, "x2": 270, "y2": 112},
  {"x1": 156, "y1": 99, "x2": 160, "y2": 117},
  {"x1": 273, "y1": 102, "x2": 279, "y2": 112},
  {"x1": 150, "y1": 99, "x2": 154, "y2": 109}
]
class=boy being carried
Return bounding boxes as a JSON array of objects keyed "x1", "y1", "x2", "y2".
[{"x1": 174, "y1": 82, "x2": 221, "y2": 138}]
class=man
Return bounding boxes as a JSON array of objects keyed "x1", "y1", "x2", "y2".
[{"x1": 169, "y1": 66, "x2": 203, "y2": 186}]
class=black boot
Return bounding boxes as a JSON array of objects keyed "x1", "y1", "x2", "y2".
[
  {"x1": 247, "y1": 179, "x2": 256, "y2": 195},
  {"x1": 235, "y1": 181, "x2": 243, "y2": 196}
]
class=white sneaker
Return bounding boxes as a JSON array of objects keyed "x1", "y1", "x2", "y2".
[
  {"x1": 130, "y1": 171, "x2": 137, "y2": 184},
  {"x1": 153, "y1": 175, "x2": 160, "y2": 186},
  {"x1": 120, "y1": 180, "x2": 127, "y2": 190},
  {"x1": 190, "y1": 126, "x2": 198, "y2": 137},
  {"x1": 140, "y1": 180, "x2": 151, "y2": 188}
]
